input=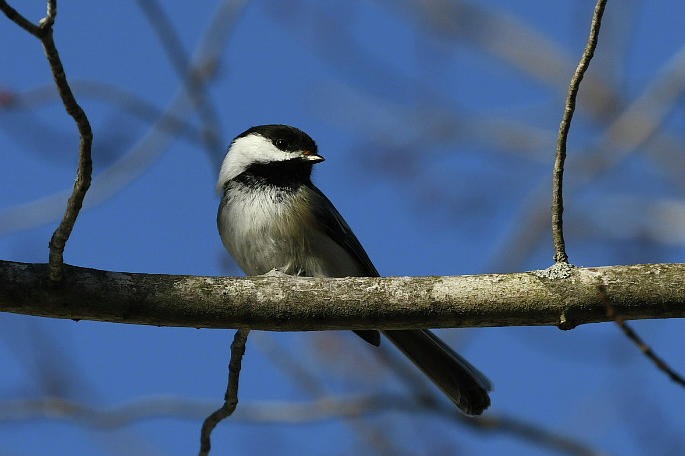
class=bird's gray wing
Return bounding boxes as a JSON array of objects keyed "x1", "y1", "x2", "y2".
[
  {"x1": 307, "y1": 183, "x2": 380, "y2": 346},
  {"x1": 306, "y1": 184, "x2": 379, "y2": 278},
  {"x1": 307, "y1": 186, "x2": 491, "y2": 413}
]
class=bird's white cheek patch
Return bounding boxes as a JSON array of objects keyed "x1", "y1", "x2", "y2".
[{"x1": 216, "y1": 134, "x2": 298, "y2": 191}]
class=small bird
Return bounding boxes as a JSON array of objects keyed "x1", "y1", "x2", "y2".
[{"x1": 217, "y1": 124, "x2": 492, "y2": 415}]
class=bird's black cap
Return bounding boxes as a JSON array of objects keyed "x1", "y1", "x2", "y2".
[{"x1": 236, "y1": 124, "x2": 318, "y2": 154}]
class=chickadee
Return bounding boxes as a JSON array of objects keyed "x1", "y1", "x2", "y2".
[{"x1": 217, "y1": 124, "x2": 492, "y2": 415}]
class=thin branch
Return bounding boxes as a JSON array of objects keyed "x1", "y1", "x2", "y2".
[
  {"x1": 463, "y1": 414, "x2": 605, "y2": 456},
  {"x1": 292, "y1": 0, "x2": 679, "y2": 274},
  {"x1": 0, "y1": 1, "x2": 41, "y2": 35},
  {"x1": 598, "y1": 284, "x2": 685, "y2": 389},
  {"x1": 365, "y1": 0, "x2": 685, "y2": 275},
  {"x1": 552, "y1": 0, "x2": 608, "y2": 264},
  {"x1": 199, "y1": 329, "x2": 250, "y2": 456},
  {"x1": 0, "y1": 394, "x2": 605, "y2": 456},
  {"x1": 1, "y1": 260, "x2": 685, "y2": 330},
  {"x1": 42, "y1": 0, "x2": 56, "y2": 27},
  {"x1": 372, "y1": 338, "x2": 605, "y2": 456},
  {"x1": 136, "y1": 0, "x2": 223, "y2": 164},
  {"x1": 398, "y1": 0, "x2": 618, "y2": 118},
  {"x1": 42, "y1": 34, "x2": 93, "y2": 283},
  {"x1": 256, "y1": 334, "x2": 404, "y2": 455},
  {"x1": 1, "y1": 0, "x2": 94, "y2": 282},
  {"x1": 9, "y1": 81, "x2": 205, "y2": 145},
  {"x1": 298, "y1": 0, "x2": 685, "y2": 278},
  {"x1": 490, "y1": 41, "x2": 685, "y2": 273}
]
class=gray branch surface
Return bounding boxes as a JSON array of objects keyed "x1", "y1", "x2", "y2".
[{"x1": 1, "y1": 260, "x2": 684, "y2": 330}]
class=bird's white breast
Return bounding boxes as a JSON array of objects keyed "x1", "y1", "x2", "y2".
[{"x1": 218, "y1": 182, "x2": 364, "y2": 277}]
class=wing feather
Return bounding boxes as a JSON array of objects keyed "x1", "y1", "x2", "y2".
[{"x1": 306, "y1": 184, "x2": 379, "y2": 278}]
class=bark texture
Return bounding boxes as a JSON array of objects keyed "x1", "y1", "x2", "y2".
[{"x1": 0, "y1": 260, "x2": 683, "y2": 331}]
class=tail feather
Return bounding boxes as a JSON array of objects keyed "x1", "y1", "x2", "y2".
[
  {"x1": 354, "y1": 330, "x2": 381, "y2": 346},
  {"x1": 382, "y1": 329, "x2": 491, "y2": 416}
]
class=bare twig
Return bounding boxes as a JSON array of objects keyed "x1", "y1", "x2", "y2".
[
  {"x1": 598, "y1": 284, "x2": 685, "y2": 389},
  {"x1": 552, "y1": 0, "x2": 608, "y2": 264},
  {"x1": 490, "y1": 42, "x2": 685, "y2": 273},
  {"x1": 42, "y1": 0, "x2": 56, "y2": 27},
  {"x1": 199, "y1": 329, "x2": 250, "y2": 456},
  {"x1": 40, "y1": 19, "x2": 93, "y2": 284},
  {"x1": 0, "y1": 1, "x2": 41, "y2": 35},
  {"x1": 0, "y1": 0, "x2": 93, "y2": 282},
  {"x1": 342, "y1": 1, "x2": 683, "y2": 275}
]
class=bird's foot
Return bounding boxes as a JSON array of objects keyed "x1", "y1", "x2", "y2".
[{"x1": 262, "y1": 268, "x2": 293, "y2": 278}]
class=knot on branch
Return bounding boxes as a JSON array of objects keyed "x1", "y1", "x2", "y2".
[{"x1": 533, "y1": 262, "x2": 576, "y2": 280}]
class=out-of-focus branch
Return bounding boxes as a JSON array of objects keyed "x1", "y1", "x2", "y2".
[
  {"x1": 581, "y1": 196, "x2": 685, "y2": 245},
  {"x1": 0, "y1": 394, "x2": 605, "y2": 456},
  {"x1": 312, "y1": 81, "x2": 555, "y2": 165},
  {"x1": 2, "y1": 260, "x2": 685, "y2": 330},
  {"x1": 0, "y1": 0, "x2": 247, "y2": 238},
  {"x1": 598, "y1": 284, "x2": 685, "y2": 389},
  {"x1": 283, "y1": 1, "x2": 683, "y2": 273},
  {"x1": 0, "y1": 310, "x2": 164, "y2": 453},
  {"x1": 371, "y1": 340, "x2": 604, "y2": 456},
  {"x1": 199, "y1": 329, "x2": 249, "y2": 456},
  {"x1": 136, "y1": 0, "x2": 223, "y2": 165},
  {"x1": 0, "y1": 85, "x2": 204, "y2": 237},
  {"x1": 386, "y1": 0, "x2": 618, "y2": 116},
  {"x1": 256, "y1": 334, "x2": 403, "y2": 455},
  {"x1": 8, "y1": 81, "x2": 205, "y2": 145},
  {"x1": 324, "y1": 1, "x2": 685, "y2": 275},
  {"x1": 1, "y1": 0, "x2": 93, "y2": 282},
  {"x1": 463, "y1": 413, "x2": 605, "y2": 456},
  {"x1": 552, "y1": 0, "x2": 608, "y2": 265},
  {"x1": 402, "y1": 0, "x2": 685, "y2": 185}
]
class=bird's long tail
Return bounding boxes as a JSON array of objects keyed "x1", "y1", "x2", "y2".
[{"x1": 382, "y1": 329, "x2": 492, "y2": 415}]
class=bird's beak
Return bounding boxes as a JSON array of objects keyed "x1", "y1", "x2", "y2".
[{"x1": 301, "y1": 150, "x2": 325, "y2": 163}]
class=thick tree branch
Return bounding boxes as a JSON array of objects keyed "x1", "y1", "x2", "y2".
[{"x1": 1, "y1": 260, "x2": 684, "y2": 330}]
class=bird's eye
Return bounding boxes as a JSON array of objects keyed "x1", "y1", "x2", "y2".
[{"x1": 274, "y1": 138, "x2": 288, "y2": 149}]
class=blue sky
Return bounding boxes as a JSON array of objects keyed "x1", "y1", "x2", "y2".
[{"x1": 2, "y1": 1, "x2": 685, "y2": 454}]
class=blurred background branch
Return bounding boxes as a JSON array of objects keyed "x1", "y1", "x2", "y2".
[
  {"x1": 0, "y1": 393, "x2": 604, "y2": 456},
  {"x1": 0, "y1": 0, "x2": 247, "y2": 238}
]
